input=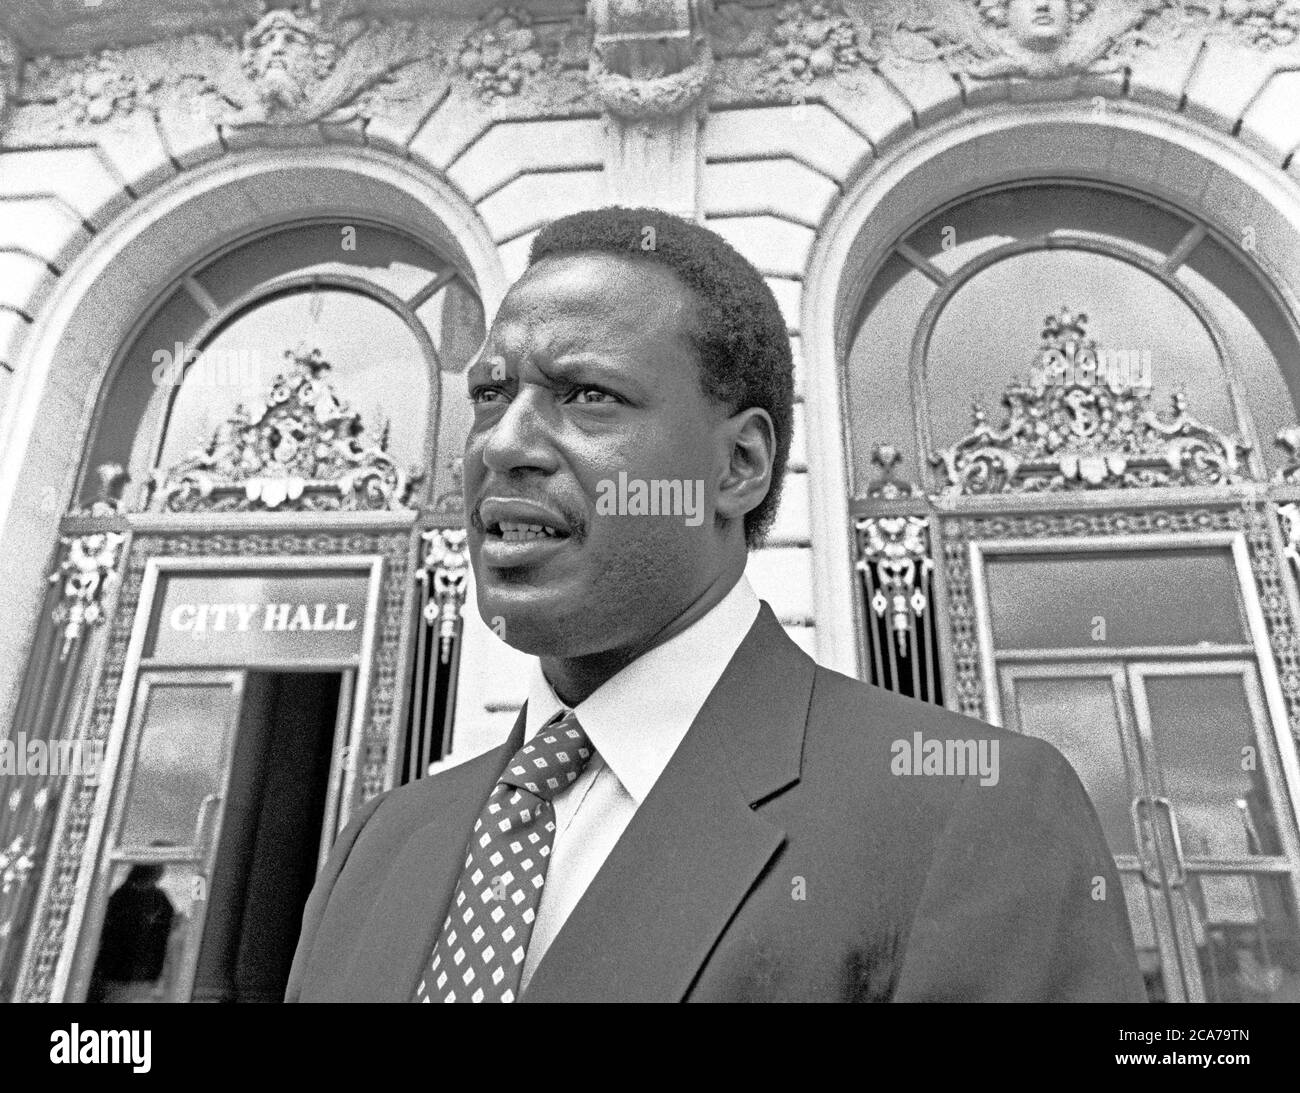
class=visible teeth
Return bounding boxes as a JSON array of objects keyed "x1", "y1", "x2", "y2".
[{"x1": 497, "y1": 522, "x2": 560, "y2": 541}]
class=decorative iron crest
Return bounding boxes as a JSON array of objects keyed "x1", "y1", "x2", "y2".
[
  {"x1": 931, "y1": 308, "x2": 1249, "y2": 496},
  {"x1": 854, "y1": 514, "x2": 933, "y2": 652},
  {"x1": 418, "y1": 528, "x2": 470, "y2": 664},
  {"x1": 1279, "y1": 501, "x2": 1300, "y2": 578},
  {"x1": 49, "y1": 532, "x2": 125, "y2": 662},
  {"x1": 865, "y1": 444, "x2": 920, "y2": 499},
  {"x1": 1273, "y1": 425, "x2": 1300, "y2": 484},
  {"x1": 149, "y1": 347, "x2": 420, "y2": 513},
  {"x1": 1, "y1": 829, "x2": 38, "y2": 899},
  {"x1": 68, "y1": 463, "x2": 128, "y2": 518}
]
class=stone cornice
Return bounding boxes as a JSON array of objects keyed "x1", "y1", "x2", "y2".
[
  {"x1": 4, "y1": 1, "x2": 1300, "y2": 141},
  {"x1": 0, "y1": 2, "x2": 581, "y2": 55}
]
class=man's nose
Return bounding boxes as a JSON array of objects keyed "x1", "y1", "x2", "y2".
[{"x1": 479, "y1": 388, "x2": 560, "y2": 475}]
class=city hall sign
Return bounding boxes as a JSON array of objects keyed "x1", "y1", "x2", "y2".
[{"x1": 144, "y1": 566, "x2": 375, "y2": 665}]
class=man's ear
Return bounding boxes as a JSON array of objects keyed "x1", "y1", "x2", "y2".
[{"x1": 715, "y1": 407, "x2": 775, "y2": 528}]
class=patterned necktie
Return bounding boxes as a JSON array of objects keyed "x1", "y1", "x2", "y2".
[{"x1": 414, "y1": 710, "x2": 594, "y2": 1003}]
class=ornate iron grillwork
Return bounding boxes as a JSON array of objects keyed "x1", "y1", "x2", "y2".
[
  {"x1": 852, "y1": 446, "x2": 944, "y2": 705},
  {"x1": 404, "y1": 526, "x2": 470, "y2": 782}
]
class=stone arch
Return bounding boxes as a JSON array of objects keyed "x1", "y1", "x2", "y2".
[
  {"x1": 0, "y1": 144, "x2": 506, "y2": 725},
  {"x1": 799, "y1": 101, "x2": 1300, "y2": 676}
]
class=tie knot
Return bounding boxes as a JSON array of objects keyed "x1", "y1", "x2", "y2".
[{"x1": 500, "y1": 710, "x2": 594, "y2": 802}]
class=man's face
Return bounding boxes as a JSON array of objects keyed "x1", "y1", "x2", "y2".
[
  {"x1": 463, "y1": 253, "x2": 736, "y2": 658},
  {"x1": 1007, "y1": 0, "x2": 1071, "y2": 49}
]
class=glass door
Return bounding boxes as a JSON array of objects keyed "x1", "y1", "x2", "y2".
[
  {"x1": 79, "y1": 670, "x2": 244, "y2": 1003},
  {"x1": 998, "y1": 662, "x2": 1182, "y2": 1000},
  {"x1": 999, "y1": 658, "x2": 1300, "y2": 1001},
  {"x1": 1128, "y1": 662, "x2": 1300, "y2": 1002}
]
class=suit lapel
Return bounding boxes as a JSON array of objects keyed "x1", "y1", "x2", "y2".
[
  {"x1": 345, "y1": 708, "x2": 527, "y2": 1002},
  {"x1": 521, "y1": 604, "x2": 816, "y2": 1002}
]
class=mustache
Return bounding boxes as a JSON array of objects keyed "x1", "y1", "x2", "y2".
[{"x1": 469, "y1": 494, "x2": 588, "y2": 543}]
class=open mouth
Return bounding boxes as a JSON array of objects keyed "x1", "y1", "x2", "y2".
[
  {"x1": 488, "y1": 521, "x2": 567, "y2": 542},
  {"x1": 476, "y1": 498, "x2": 575, "y2": 568}
]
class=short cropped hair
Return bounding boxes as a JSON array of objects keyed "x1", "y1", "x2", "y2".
[{"x1": 528, "y1": 206, "x2": 794, "y2": 548}]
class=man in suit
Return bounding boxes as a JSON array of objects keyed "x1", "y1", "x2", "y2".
[{"x1": 286, "y1": 207, "x2": 1146, "y2": 1002}]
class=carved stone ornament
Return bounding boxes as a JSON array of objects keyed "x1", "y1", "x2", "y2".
[
  {"x1": 19, "y1": 3, "x2": 447, "y2": 134},
  {"x1": 0, "y1": 32, "x2": 21, "y2": 133},
  {"x1": 49, "y1": 532, "x2": 125, "y2": 662},
  {"x1": 931, "y1": 307, "x2": 1250, "y2": 496},
  {"x1": 149, "y1": 347, "x2": 420, "y2": 513},
  {"x1": 43, "y1": 50, "x2": 161, "y2": 128},
  {"x1": 757, "y1": 0, "x2": 876, "y2": 98},
  {"x1": 224, "y1": 3, "x2": 445, "y2": 126},
  {"x1": 457, "y1": 6, "x2": 550, "y2": 103},
  {"x1": 588, "y1": 0, "x2": 714, "y2": 121},
  {"x1": 1218, "y1": 0, "x2": 1300, "y2": 49},
  {"x1": 419, "y1": 528, "x2": 470, "y2": 664},
  {"x1": 855, "y1": 514, "x2": 934, "y2": 653},
  {"x1": 881, "y1": 0, "x2": 1171, "y2": 79}
]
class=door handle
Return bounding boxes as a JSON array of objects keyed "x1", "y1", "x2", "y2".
[
  {"x1": 1130, "y1": 797, "x2": 1162, "y2": 887},
  {"x1": 194, "y1": 792, "x2": 222, "y2": 847},
  {"x1": 1152, "y1": 796, "x2": 1188, "y2": 888}
]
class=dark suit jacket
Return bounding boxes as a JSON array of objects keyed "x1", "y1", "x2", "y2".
[{"x1": 286, "y1": 602, "x2": 1146, "y2": 1002}]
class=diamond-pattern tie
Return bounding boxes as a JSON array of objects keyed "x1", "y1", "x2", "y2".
[{"x1": 414, "y1": 710, "x2": 594, "y2": 1003}]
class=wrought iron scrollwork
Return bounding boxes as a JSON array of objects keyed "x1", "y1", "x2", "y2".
[
  {"x1": 931, "y1": 308, "x2": 1250, "y2": 496},
  {"x1": 149, "y1": 348, "x2": 421, "y2": 513}
]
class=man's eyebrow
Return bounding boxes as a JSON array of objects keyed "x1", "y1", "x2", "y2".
[{"x1": 540, "y1": 355, "x2": 640, "y2": 387}]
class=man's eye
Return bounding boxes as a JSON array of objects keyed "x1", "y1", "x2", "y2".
[
  {"x1": 469, "y1": 385, "x2": 506, "y2": 404},
  {"x1": 571, "y1": 388, "x2": 618, "y2": 405}
]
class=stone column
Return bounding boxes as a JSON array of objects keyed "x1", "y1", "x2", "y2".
[{"x1": 588, "y1": 0, "x2": 712, "y2": 221}]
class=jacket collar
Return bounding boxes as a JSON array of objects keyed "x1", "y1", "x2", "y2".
[
  {"x1": 522, "y1": 601, "x2": 813, "y2": 1001},
  {"x1": 355, "y1": 601, "x2": 815, "y2": 1002}
]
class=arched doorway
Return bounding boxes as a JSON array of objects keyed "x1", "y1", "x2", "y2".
[
  {"x1": 845, "y1": 180, "x2": 1300, "y2": 1001},
  {"x1": 1, "y1": 153, "x2": 503, "y2": 1003}
]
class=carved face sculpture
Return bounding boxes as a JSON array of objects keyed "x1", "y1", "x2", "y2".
[
  {"x1": 243, "y1": 10, "x2": 336, "y2": 109},
  {"x1": 1006, "y1": 0, "x2": 1073, "y2": 50}
]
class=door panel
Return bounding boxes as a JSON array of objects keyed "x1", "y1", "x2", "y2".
[
  {"x1": 999, "y1": 663, "x2": 1184, "y2": 999},
  {"x1": 83, "y1": 671, "x2": 244, "y2": 1003},
  {"x1": 1129, "y1": 663, "x2": 1300, "y2": 1002}
]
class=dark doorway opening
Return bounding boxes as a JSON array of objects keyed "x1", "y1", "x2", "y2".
[{"x1": 192, "y1": 671, "x2": 343, "y2": 1003}]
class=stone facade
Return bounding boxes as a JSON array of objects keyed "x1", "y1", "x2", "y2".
[
  {"x1": 7, "y1": 0, "x2": 1300, "y2": 1002},
  {"x1": 4, "y1": 1, "x2": 1300, "y2": 738}
]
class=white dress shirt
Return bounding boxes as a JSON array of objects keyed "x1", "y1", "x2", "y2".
[{"x1": 517, "y1": 574, "x2": 761, "y2": 990}]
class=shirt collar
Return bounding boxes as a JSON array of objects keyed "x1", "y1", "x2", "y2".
[{"x1": 523, "y1": 574, "x2": 761, "y2": 804}]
